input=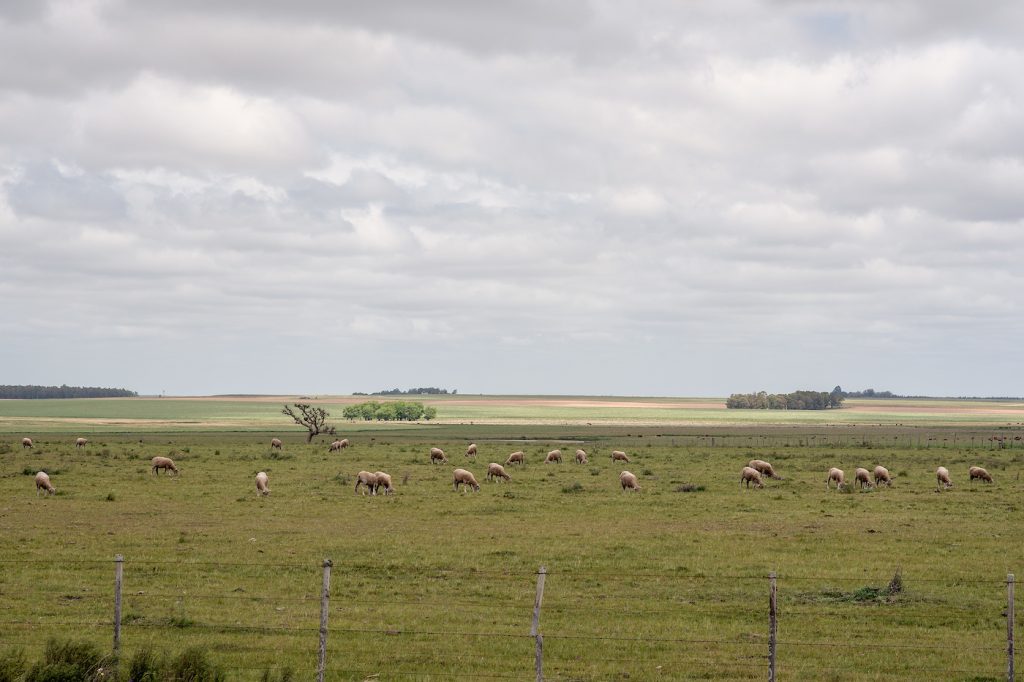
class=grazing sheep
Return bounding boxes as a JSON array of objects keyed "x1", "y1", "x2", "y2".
[
  {"x1": 466, "y1": 443, "x2": 478, "y2": 458},
  {"x1": 486, "y1": 463, "x2": 511, "y2": 482},
  {"x1": 873, "y1": 466, "x2": 892, "y2": 487},
  {"x1": 430, "y1": 447, "x2": 448, "y2": 464},
  {"x1": 329, "y1": 439, "x2": 349, "y2": 451},
  {"x1": 619, "y1": 470, "x2": 641, "y2": 491},
  {"x1": 545, "y1": 449, "x2": 562, "y2": 464},
  {"x1": 22, "y1": 437, "x2": 33, "y2": 449},
  {"x1": 611, "y1": 450, "x2": 630, "y2": 463},
  {"x1": 453, "y1": 468, "x2": 480, "y2": 492},
  {"x1": 255, "y1": 471, "x2": 270, "y2": 496},
  {"x1": 936, "y1": 466, "x2": 953, "y2": 491},
  {"x1": 270, "y1": 438, "x2": 283, "y2": 450},
  {"x1": 854, "y1": 468, "x2": 873, "y2": 490},
  {"x1": 151, "y1": 456, "x2": 179, "y2": 476},
  {"x1": 969, "y1": 466, "x2": 993, "y2": 484},
  {"x1": 355, "y1": 470, "x2": 379, "y2": 496},
  {"x1": 748, "y1": 459, "x2": 782, "y2": 480},
  {"x1": 575, "y1": 449, "x2": 588, "y2": 464},
  {"x1": 826, "y1": 467, "x2": 845, "y2": 491},
  {"x1": 374, "y1": 471, "x2": 394, "y2": 495},
  {"x1": 35, "y1": 471, "x2": 55, "y2": 496},
  {"x1": 740, "y1": 466, "x2": 764, "y2": 489},
  {"x1": 75, "y1": 437, "x2": 88, "y2": 448},
  {"x1": 505, "y1": 451, "x2": 525, "y2": 466}
]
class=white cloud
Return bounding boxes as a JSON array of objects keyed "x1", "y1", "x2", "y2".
[{"x1": 0, "y1": 1, "x2": 1021, "y2": 395}]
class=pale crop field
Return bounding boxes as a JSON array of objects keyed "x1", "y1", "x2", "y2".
[{"x1": 2, "y1": 420, "x2": 1023, "y2": 681}]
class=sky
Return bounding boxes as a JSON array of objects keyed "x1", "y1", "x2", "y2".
[{"x1": 1, "y1": 0, "x2": 1022, "y2": 397}]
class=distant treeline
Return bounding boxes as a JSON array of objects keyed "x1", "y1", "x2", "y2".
[
  {"x1": 726, "y1": 389, "x2": 843, "y2": 410},
  {"x1": 353, "y1": 387, "x2": 456, "y2": 396},
  {"x1": 342, "y1": 401, "x2": 437, "y2": 421},
  {"x1": 0, "y1": 384, "x2": 138, "y2": 399},
  {"x1": 843, "y1": 388, "x2": 1023, "y2": 400}
]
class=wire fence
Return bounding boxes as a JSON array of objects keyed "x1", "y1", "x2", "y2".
[{"x1": 0, "y1": 558, "x2": 1016, "y2": 681}]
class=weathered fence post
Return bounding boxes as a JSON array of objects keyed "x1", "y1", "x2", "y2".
[
  {"x1": 317, "y1": 559, "x2": 332, "y2": 682},
  {"x1": 532, "y1": 566, "x2": 546, "y2": 682},
  {"x1": 1009, "y1": 573, "x2": 1015, "y2": 682},
  {"x1": 113, "y1": 555, "x2": 124, "y2": 661},
  {"x1": 768, "y1": 572, "x2": 777, "y2": 682}
]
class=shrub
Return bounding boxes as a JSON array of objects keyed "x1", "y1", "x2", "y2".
[
  {"x1": 126, "y1": 648, "x2": 162, "y2": 682},
  {"x1": 561, "y1": 482, "x2": 584, "y2": 494}
]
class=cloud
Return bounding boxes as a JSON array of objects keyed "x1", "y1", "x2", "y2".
[{"x1": 0, "y1": 1, "x2": 1021, "y2": 395}]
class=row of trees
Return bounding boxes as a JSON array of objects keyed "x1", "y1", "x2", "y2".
[
  {"x1": 726, "y1": 389, "x2": 844, "y2": 410},
  {"x1": 353, "y1": 387, "x2": 456, "y2": 396},
  {"x1": 0, "y1": 384, "x2": 137, "y2": 399},
  {"x1": 342, "y1": 401, "x2": 437, "y2": 421}
]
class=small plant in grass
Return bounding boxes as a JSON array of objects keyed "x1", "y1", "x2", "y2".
[
  {"x1": 642, "y1": 468, "x2": 654, "y2": 477},
  {"x1": 674, "y1": 484, "x2": 705, "y2": 493},
  {"x1": 561, "y1": 482, "x2": 584, "y2": 494},
  {"x1": 0, "y1": 648, "x2": 27, "y2": 682},
  {"x1": 105, "y1": 492, "x2": 115, "y2": 501},
  {"x1": 261, "y1": 667, "x2": 295, "y2": 682},
  {"x1": 127, "y1": 648, "x2": 162, "y2": 682},
  {"x1": 589, "y1": 468, "x2": 600, "y2": 476},
  {"x1": 25, "y1": 638, "x2": 111, "y2": 682},
  {"x1": 168, "y1": 647, "x2": 226, "y2": 682}
]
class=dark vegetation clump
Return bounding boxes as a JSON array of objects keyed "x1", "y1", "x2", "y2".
[
  {"x1": 25, "y1": 638, "x2": 110, "y2": 682},
  {"x1": 561, "y1": 482, "x2": 584, "y2": 494},
  {"x1": 674, "y1": 484, "x2": 706, "y2": 493},
  {"x1": 0, "y1": 648, "x2": 28, "y2": 682}
]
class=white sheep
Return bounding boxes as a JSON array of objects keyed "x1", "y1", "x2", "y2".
[
  {"x1": 374, "y1": 471, "x2": 394, "y2": 495},
  {"x1": 151, "y1": 456, "x2": 179, "y2": 476},
  {"x1": 35, "y1": 471, "x2": 55, "y2": 496},
  {"x1": 505, "y1": 451, "x2": 525, "y2": 466},
  {"x1": 75, "y1": 437, "x2": 88, "y2": 448},
  {"x1": 611, "y1": 450, "x2": 630, "y2": 463},
  {"x1": 329, "y1": 439, "x2": 349, "y2": 451},
  {"x1": 969, "y1": 466, "x2": 993, "y2": 484},
  {"x1": 854, "y1": 467, "x2": 873, "y2": 490},
  {"x1": 486, "y1": 463, "x2": 511, "y2": 482},
  {"x1": 466, "y1": 443, "x2": 478, "y2": 458},
  {"x1": 575, "y1": 449, "x2": 588, "y2": 464},
  {"x1": 619, "y1": 470, "x2": 641, "y2": 491},
  {"x1": 826, "y1": 467, "x2": 845, "y2": 491},
  {"x1": 430, "y1": 447, "x2": 448, "y2": 464},
  {"x1": 270, "y1": 438, "x2": 283, "y2": 450},
  {"x1": 936, "y1": 466, "x2": 953, "y2": 490},
  {"x1": 740, "y1": 466, "x2": 764, "y2": 489},
  {"x1": 748, "y1": 459, "x2": 782, "y2": 480},
  {"x1": 545, "y1": 449, "x2": 562, "y2": 464},
  {"x1": 355, "y1": 470, "x2": 379, "y2": 496},
  {"x1": 255, "y1": 471, "x2": 270, "y2": 496},
  {"x1": 22, "y1": 437, "x2": 33, "y2": 449},
  {"x1": 453, "y1": 468, "x2": 480, "y2": 492},
  {"x1": 873, "y1": 466, "x2": 891, "y2": 487}
]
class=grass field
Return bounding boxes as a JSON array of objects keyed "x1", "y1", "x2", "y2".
[{"x1": 1, "y1": 399, "x2": 1023, "y2": 680}]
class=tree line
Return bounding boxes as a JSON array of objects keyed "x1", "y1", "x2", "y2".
[
  {"x1": 352, "y1": 387, "x2": 456, "y2": 396},
  {"x1": 726, "y1": 388, "x2": 844, "y2": 410},
  {"x1": 0, "y1": 384, "x2": 138, "y2": 399},
  {"x1": 342, "y1": 401, "x2": 437, "y2": 421}
]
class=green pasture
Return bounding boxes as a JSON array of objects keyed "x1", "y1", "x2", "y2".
[
  {"x1": 1, "y1": 396, "x2": 1022, "y2": 434},
  {"x1": 1, "y1": 424, "x2": 1022, "y2": 681}
]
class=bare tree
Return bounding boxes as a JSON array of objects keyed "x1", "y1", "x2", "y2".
[{"x1": 282, "y1": 403, "x2": 337, "y2": 443}]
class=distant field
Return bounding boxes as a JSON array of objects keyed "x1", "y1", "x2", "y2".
[
  {"x1": 2, "y1": 424, "x2": 1022, "y2": 680},
  {"x1": 1, "y1": 395, "x2": 1022, "y2": 433}
]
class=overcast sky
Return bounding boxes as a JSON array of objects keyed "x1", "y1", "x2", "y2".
[{"x1": 1, "y1": 1, "x2": 1022, "y2": 397}]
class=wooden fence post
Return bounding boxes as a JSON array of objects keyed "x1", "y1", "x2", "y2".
[
  {"x1": 768, "y1": 572, "x2": 777, "y2": 682},
  {"x1": 532, "y1": 566, "x2": 546, "y2": 682},
  {"x1": 113, "y1": 555, "x2": 124, "y2": 660},
  {"x1": 317, "y1": 559, "x2": 332, "y2": 682},
  {"x1": 1009, "y1": 573, "x2": 1015, "y2": 682}
]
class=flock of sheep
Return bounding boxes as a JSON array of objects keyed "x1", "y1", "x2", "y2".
[
  {"x1": 739, "y1": 457, "x2": 994, "y2": 492},
  {"x1": 20, "y1": 436, "x2": 997, "y2": 498}
]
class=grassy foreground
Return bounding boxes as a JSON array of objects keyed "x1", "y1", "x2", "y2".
[{"x1": 1, "y1": 423, "x2": 1022, "y2": 681}]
